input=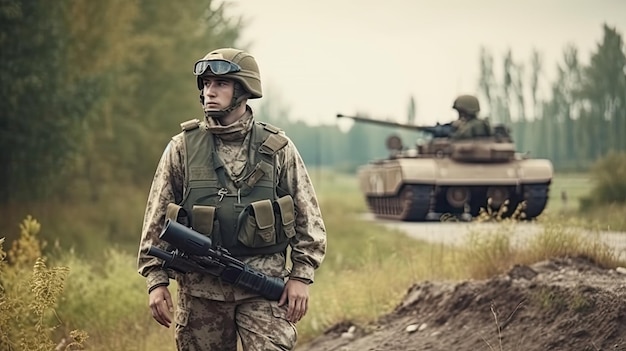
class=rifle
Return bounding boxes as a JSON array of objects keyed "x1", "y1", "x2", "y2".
[{"x1": 146, "y1": 219, "x2": 285, "y2": 301}]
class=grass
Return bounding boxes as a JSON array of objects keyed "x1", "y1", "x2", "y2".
[
  {"x1": 460, "y1": 219, "x2": 623, "y2": 281},
  {"x1": 1, "y1": 170, "x2": 625, "y2": 350},
  {"x1": 543, "y1": 172, "x2": 626, "y2": 232},
  {"x1": 544, "y1": 172, "x2": 592, "y2": 213}
]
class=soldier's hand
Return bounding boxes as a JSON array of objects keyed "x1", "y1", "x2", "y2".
[
  {"x1": 149, "y1": 286, "x2": 174, "y2": 328},
  {"x1": 278, "y1": 279, "x2": 309, "y2": 323}
]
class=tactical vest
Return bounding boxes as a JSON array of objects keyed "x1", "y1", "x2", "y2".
[{"x1": 167, "y1": 119, "x2": 296, "y2": 257}]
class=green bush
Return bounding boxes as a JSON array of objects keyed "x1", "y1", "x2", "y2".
[
  {"x1": 56, "y1": 249, "x2": 148, "y2": 333},
  {"x1": 580, "y1": 151, "x2": 626, "y2": 209},
  {"x1": 1, "y1": 216, "x2": 174, "y2": 351}
]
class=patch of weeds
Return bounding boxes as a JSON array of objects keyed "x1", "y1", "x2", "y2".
[
  {"x1": 532, "y1": 287, "x2": 567, "y2": 313},
  {"x1": 570, "y1": 291, "x2": 594, "y2": 314}
]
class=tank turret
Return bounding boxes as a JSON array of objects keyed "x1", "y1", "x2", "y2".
[{"x1": 337, "y1": 113, "x2": 517, "y2": 163}]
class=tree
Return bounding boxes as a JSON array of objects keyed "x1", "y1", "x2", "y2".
[
  {"x1": 0, "y1": 1, "x2": 246, "y2": 203},
  {"x1": 0, "y1": 0, "x2": 97, "y2": 201},
  {"x1": 524, "y1": 49, "x2": 544, "y2": 153},
  {"x1": 478, "y1": 47, "x2": 496, "y2": 121},
  {"x1": 579, "y1": 24, "x2": 626, "y2": 155},
  {"x1": 407, "y1": 95, "x2": 417, "y2": 125},
  {"x1": 555, "y1": 45, "x2": 584, "y2": 166},
  {"x1": 501, "y1": 49, "x2": 514, "y2": 126},
  {"x1": 509, "y1": 58, "x2": 526, "y2": 151}
]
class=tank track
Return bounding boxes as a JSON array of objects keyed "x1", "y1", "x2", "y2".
[
  {"x1": 522, "y1": 183, "x2": 550, "y2": 219},
  {"x1": 366, "y1": 185, "x2": 433, "y2": 221}
]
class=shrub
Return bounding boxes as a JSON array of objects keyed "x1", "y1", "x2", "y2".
[
  {"x1": 580, "y1": 151, "x2": 626, "y2": 209},
  {"x1": 56, "y1": 248, "x2": 151, "y2": 344},
  {"x1": 0, "y1": 216, "x2": 87, "y2": 351}
]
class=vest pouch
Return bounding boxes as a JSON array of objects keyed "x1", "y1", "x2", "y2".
[
  {"x1": 191, "y1": 205, "x2": 217, "y2": 239},
  {"x1": 275, "y1": 195, "x2": 296, "y2": 240},
  {"x1": 238, "y1": 199, "x2": 276, "y2": 248}
]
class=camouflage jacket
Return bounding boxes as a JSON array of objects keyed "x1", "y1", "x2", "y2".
[
  {"x1": 137, "y1": 113, "x2": 327, "y2": 301},
  {"x1": 451, "y1": 117, "x2": 491, "y2": 140}
]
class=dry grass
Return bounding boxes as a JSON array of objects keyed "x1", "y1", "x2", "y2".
[{"x1": 0, "y1": 217, "x2": 87, "y2": 351}]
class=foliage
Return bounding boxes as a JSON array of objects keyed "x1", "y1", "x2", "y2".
[
  {"x1": 2, "y1": 182, "x2": 148, "y2": 256},
  {"x1": 0, "y1": 0, "x2": 98, "y2": 202},
  {"x1": 575, "y1": 204, "x2": 626, "y2": 232},
  {"x1": 7, "y1": 215, "x2": 43, "y2": 267},
  {"x1": 474, "y1": 199, "x2": 528, "y2": 223},
  {"x1": 580, "y1": 151, "x2": 626, "y2": 209},
  {"x1": 53, "y1": 247, "x2": 172, "y2": 350},
  {"x1": 580, "y1": 24, "x2": 626, "y2": 154},
  {"x1": 57, "y1": 248, "x2": 148, "y2": 334},
  {"x1": 0, "y1": 0, "x2": 244, "y2": 204},
  {"x1": 0, "y1": 217, "x2": 87, "y2": 351},
  {"x1": 462, "y1": 223, "x2": 517, "y2": 279},
  {"x1": 461, "y1": 218, "x2": 621, "y2": 282},
  {"x1": 477, "y1": 24, "x2": 625, "y2": 171}
]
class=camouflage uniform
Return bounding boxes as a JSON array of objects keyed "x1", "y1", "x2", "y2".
[
  {"x1": 137, "y1": 107, "x2": 327, "y2": 350},
  {"x1": 451, "y1": 117, "x2": 491, "y2": 140}
]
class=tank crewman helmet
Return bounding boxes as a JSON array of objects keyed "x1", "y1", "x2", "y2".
[{"x1": 452, "y1": 95, "x2": 480, "y2": 116}]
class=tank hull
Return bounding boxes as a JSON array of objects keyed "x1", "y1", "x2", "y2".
[{"x1": 357, "y1": 157, "x2": 553, "y2": 221}]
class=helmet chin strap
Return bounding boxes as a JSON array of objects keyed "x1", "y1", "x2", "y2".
[
  {"x1": 204, "y1": 97, "x2": 243, "y2": 120},
  {"x1": 200, "y1": 81, "x2": 249, "y2": 121}
]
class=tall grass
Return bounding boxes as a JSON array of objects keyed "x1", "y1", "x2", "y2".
[
  {"x1": 460, "y1": 219, "x2": 623, "y2": 280},
  {"x1": 0, "y1": 217, "x2": 88, "y2": 351}
]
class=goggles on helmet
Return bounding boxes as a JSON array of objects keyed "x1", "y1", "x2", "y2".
[{"x1": 193, "y1": 59, "x2": 241, "y2": 76}]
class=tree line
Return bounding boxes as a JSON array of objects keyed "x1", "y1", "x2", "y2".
[
  {"x1": 477, "y1": 24, "x2": 626, "y2": 170},
  {"x1": 1, "y1": 0, "x2": 624, "y2": 207}
]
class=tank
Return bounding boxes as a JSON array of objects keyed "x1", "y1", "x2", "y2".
[{"x1": 337, "y1": 114, "x2": 553, "y2": 221}]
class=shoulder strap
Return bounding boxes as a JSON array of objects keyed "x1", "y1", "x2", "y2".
[
  {"x1": 235, "y1": 122, "x2": 289, "y2": 194},
  {"x1": 180, "y1": 119, "x2": 200, "y2": 131},
  {"x1": 256, "y1": 122, "x2": 288, "y2": 155}
]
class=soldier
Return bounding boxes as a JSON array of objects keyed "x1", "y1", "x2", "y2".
[
  {"x1": 137, "y1": 48, "x2": 327, "y2": 351},
  {"x1": 450, "y1": 94, "x2": 492, "y2": 140}
]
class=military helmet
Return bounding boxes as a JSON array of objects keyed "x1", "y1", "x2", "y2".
[
  {"x1": 193, "y1": 48, "x2": 262, "y2": 99},
  {"x1": 452, "y1": 95, "x2": 480, "y2": 115}
]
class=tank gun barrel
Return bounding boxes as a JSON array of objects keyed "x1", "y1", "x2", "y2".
[{"x1": 336, "y1": 113, "x2": 454, "y2": 138}]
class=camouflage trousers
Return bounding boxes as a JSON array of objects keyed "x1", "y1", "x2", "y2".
[{"x1": 175, "y1": 293, "x2": 298, "y2": 351}]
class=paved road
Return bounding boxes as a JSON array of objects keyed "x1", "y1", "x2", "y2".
[{"x1": 360, "y1": 213, "x2": 626, "y2": 259}]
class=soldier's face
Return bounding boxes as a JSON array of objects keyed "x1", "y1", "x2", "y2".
[{"x1": 202, "y1": 77, "x2": 235, "y2": 110}]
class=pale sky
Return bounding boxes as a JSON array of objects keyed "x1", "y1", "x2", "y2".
[{"x1": 225, "y1": 0, "x2": 626, "y2": 126}]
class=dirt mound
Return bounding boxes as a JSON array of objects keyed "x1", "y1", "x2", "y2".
[{"x1": 298, "y1": 257, "x2": 626, "y2": 351}]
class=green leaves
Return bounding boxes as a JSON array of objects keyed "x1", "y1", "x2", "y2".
[{"x1": 0, "y1": 0, "x2": 244, "y2": 203}]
